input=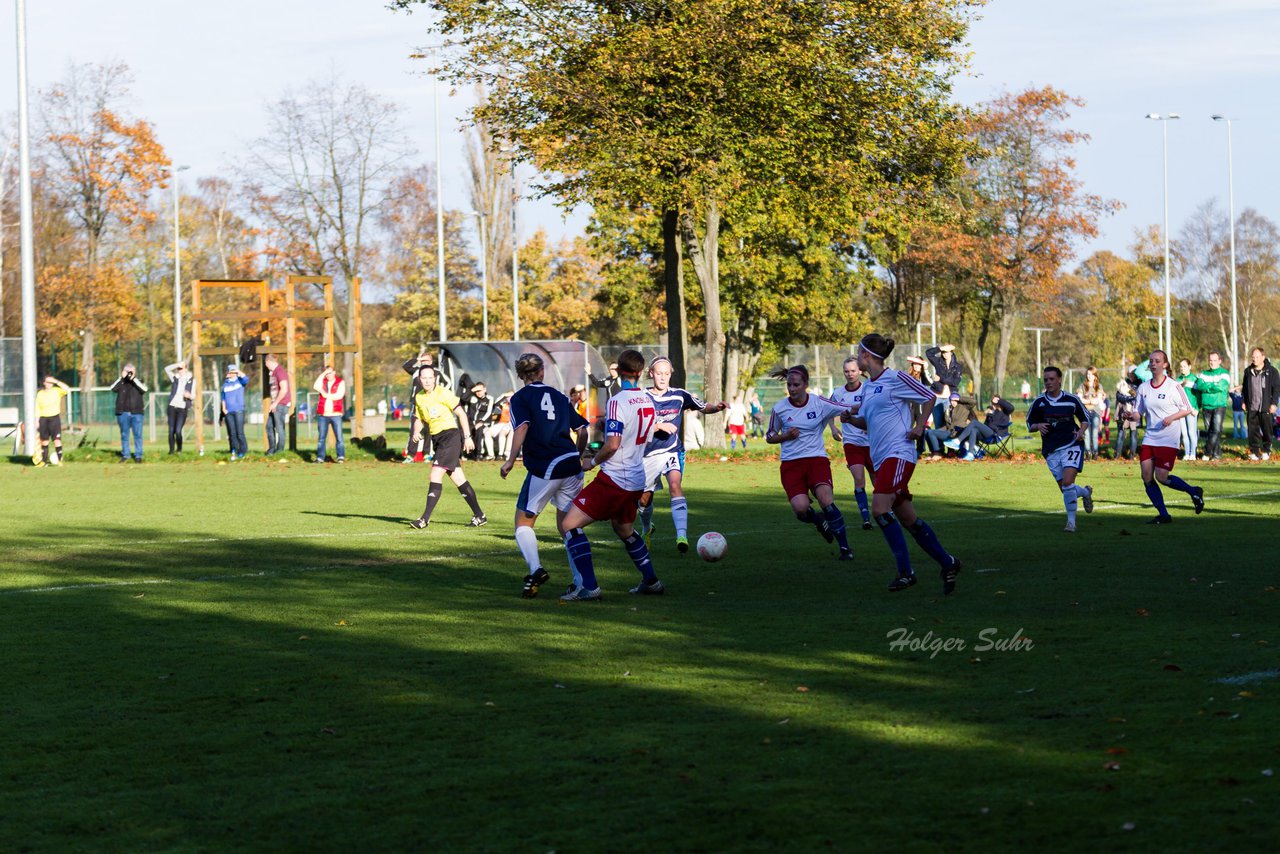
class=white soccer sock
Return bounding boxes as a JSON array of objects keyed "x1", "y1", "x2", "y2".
[
  {"x1": 514, "y1": 526, "x2": 540, "y2": 573},
  {"x1": 1062, "y1": 484, "x2": 1078, "y2": 525},
  {"x1": 671, "y1": 497, "x2": 689, "y2": 539}
]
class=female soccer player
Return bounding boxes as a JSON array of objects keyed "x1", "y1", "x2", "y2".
[
  {"x1": 1026, "y1": 366, "x2": 1094, "y2": 533},
  {"x1": 847, "y1": 334, "x2": 962, "y2": 594},
  {"x1": 408, "y1": 365, "x2": 486, "y2": 529},
  {"x1": 765, "y1": 365, "x2": 854, "y2": 561},
  {"x1": 636, "y1": 356, "x2": 727, "y2": 553},
  {"x1": 1123, "y1": 349, "x2": 1205, "y2": 524},
  {"x1": 828, "y1": 356, "x2": 873, "y2": 530}
]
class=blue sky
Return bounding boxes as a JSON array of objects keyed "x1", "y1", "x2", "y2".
[{"x1": 4, "y1": 0, "x2": 1279, "y2": 258}]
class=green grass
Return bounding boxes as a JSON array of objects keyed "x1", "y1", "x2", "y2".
[{"x1": 3, "y1": 449, "x2": 1279, "y2": 850}]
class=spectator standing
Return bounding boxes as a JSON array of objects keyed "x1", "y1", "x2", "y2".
[
  {"x1": 466, "y1": 382, "x2": 497, "y2": 459},
  {"x1": 33, "y1": 376, "x2": 70, "y2": 466},
  {"x1": 264, "y1": 354, "x2": 292, "y2": 456},
  {"x1": 163, "y1": 361, "x2": 195, "y2": 454},
  {"x1": 1077, "y1": 367, "x2": 1105, "y2": 460},
  {"x1": 312, "y1": 366, "x2": 346, "y2": 463},
  {"x1": 1020, "y1": 379, "x2": 1032, "y2": 403},
  {"x1": 1177, "y1": 358, "x2": 1202, "y2": 460},
  {"x1": 1241, "y1": 347, "x2": 1280, "y2": 460},
  {"x1": 1230, "y1": 386, "x2": 1246, "y2": 439},
  {"x1": 569, "y1": 384, "x2": 588, "y2": 421},
  {"x1": 221, "y1": 365, "x2": 250, "y2": 459},
  {"x1": 748, "y1": 391, "x2": 765, "y2": 438},
  {"x1": 488, "y1": 394, "x2": 514, "y2": 460},
  {"x1": 402, "y1": 351, "x2": 434, "y2": 463},
  {"x1": 110, "y1": 363, "x2": 148, "y2": 463},
  {"x1": 726, "y1": 395, "x2": 749, "y2": 449},
  {"x1": 1195, "y1": 352, "x2": 1231, "y2": 460},
  {"x1": 590, "y1": 362, "x2": 622, "y2": 400},
  {"x1": 1113, "y1": 378, "x2": 1139, "y2": 459}
]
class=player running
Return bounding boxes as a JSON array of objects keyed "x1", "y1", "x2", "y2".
[
  {"x1": 1025, "y1": 366, "x2": 1095, "y2": 533},
  {"x1": 558, "y1": 349, "x2": 664, "y2": 602},
  {"x1": 499, "y1": 354, "x2": 591, "y2": 598},
  {"x1": 847, "y1": 334, "x2": 961, "y2": 594},
  {"x1": 636, "y1": 356, "x2": 727, "y2": 554},
  {"x1": 765, "y1": 364, "x2": 855, "y2": 561},
  {"x1": 828, "y1": 356, "x2": 873, "y2": 530},
  {"x1": 1124, "y1": 349, "x2": 1205, "y2": 524},
  {"x1": 408, "y1": 365, "x2": 487, "y2": 530}
]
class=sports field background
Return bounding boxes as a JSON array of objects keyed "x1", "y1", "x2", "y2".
[{"x1": 3, "y1": 447, "x2": 1278, "y2": 849}]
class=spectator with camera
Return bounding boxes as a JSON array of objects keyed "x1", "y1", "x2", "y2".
[{"x1": 110, "y1": 363, "x2": 148, "y2": 463}]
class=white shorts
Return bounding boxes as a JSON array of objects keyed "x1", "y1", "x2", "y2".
[
  {"x1": 1045, "y1": 444, "x2": 1085, "y2": 482},
  {"x1": 517, "y1": 472, "x2": 584, "y2": 516},
  {"x1": 643, "y1": 451, "x2": 683, "y2": 492}
]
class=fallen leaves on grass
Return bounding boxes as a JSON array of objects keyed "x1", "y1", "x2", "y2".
[
  {"x1": 795, "y1": 686, "x2": 810, "y2": 693},
  {"x1": 133, "y1": 593, "x2": 145, "y2": 599},
  {"x1": 320, "y1": 727, "x2": 336, "y2": 735},
  {"x1": 1107, "y1": 747, "x2": 1129, "y2": 756},
  {"x1": 1135, "y1": 608, "x2": 1151, "y2": 617},
  {"x1": 334, "y1": 619, "x2": 349, "y2": 627},
  {"x1": 777, "y1": 718, "x2": 790, "y2": 725},
  {"x1": 1238, "y1": 691, "x2": 1257, "y2": 699},
  {"x1": 298, "y1": 635, "x2": 310, "y2": 641},
  {"x1": 1103, "y1": 761, "x2": 1122, "y2": 771},
  {"x1": 1121, "y1": 822, "x2": 1136, "y2": 831},
  {"x1": 1163, "y1": 664, "x2": 1183, "y2": 672}
]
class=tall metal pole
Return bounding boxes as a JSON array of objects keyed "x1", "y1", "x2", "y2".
[
  {"x1": 1026, "y1": 327, "x2": 1053, "y2": 392},
  {"x1": 16, "y1": 0, "x2": 39, "y2": 456},
  {"x1": 930, "y1": 295, "x2": 938, "y2": 347},
  {"x1": 1161, "y1": 120, "x2": 1172, "y2": 360},
  {"x1": 171, "y1": 164, "x2": 189, "y2": 361},
  {"x1": 1213, "y1": 115, "x2": 1239, "y2": 379},
  {"x1": 511, "y1": 162, "x2": 520, "y2": 342},
  {"x1": 434, "y1": 74, "x2": 447, "y2": 343},
  {"x1": 476, "y1": 212, "x2": 488, "y2": 341}
]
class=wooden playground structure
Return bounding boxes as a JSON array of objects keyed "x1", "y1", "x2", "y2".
[{"x1": 190, "y1": 276, "x2": 365, "y2": 453}]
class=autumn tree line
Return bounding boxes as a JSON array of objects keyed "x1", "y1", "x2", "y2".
[{"x1": 3, "y1": 2, "x2": 1279, "y2": 437}]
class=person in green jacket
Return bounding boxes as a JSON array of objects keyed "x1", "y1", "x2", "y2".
[{"x1": 1195, "y1": 351, "x2": 1232, "y2": 460}]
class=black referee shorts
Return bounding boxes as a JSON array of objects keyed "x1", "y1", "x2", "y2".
[
  {"x1": 431, "y1": 429, "x2": 463, "y2": 472},
  {"x1": 38, "y1": 415, "x2": 61, "y2": 441}
]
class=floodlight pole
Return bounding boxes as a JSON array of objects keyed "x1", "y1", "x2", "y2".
[
  {"x1": 511, "y1": 161, "x2": 520, "y2": 342},
  {"x1": 1026, "y1": 327, "x2": 1053, "y2": 391},
  {"x1": 472, "y1": 211, "x2": 488, "y2": 340},
  {"x1": 1212, "y1": 115, "x2": 1239, "y2": 379},
  {"x1": 1146, "y1": 113, "x2": 1180, "y2": 361},
  {"x1": 1146, "y1": 315, "x2": 1165, "y2": 352},
  {"x1": 16, "y1": 0, "x2": 38, "y2": 455},
  {"x1": 170, "y1": 164, "x2": 190, "y2": 361},
  {"x1": 434, "y1": 71, "x2": 447, "y2": 343}
]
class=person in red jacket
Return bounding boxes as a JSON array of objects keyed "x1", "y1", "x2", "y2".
[{"x1": 313, "y1": 366, "x2": 346, "y2": 463}]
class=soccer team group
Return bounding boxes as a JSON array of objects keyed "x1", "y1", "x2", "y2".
[{"x1": 405, "y1": 332, "x2": 1207, "y2": 602}]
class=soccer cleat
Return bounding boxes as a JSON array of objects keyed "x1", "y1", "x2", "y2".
[
  {"x1": 941, "y1": 557, "x2": 961, "y2": 596},
  {"x1": 644, "y1": 520, "x2": 656, "y2": 548},
  {"x1": 888, "y1": 573, "x2": 917, "y2": 592},
  {"x1": 409, "y1": 517, "x2": 429, "y2": 530},
  {"x1": 1249, "y1": 453, "x2": 1260, "y2": 461},
  {"x1": 1191, "y1": 486, "x2": 1205, "y2": 515},
  {"x1": 1081, "y1": 485, "x2": 1094, "y2": 514},
  {"x1": 402, "y1": 456, "x2": 415, "y2": 464},
  {"x1": 676, "y1": 535, "x2": 689, "y2": 554},
  {"x1": 1063, "y1": 522, "x2": 1076, "y2": 533},
  {"x1": 862, "y1": 520, "x2": 873, "y2": 531},
  {"x1": 32, "y1": 455, "x2": 45, "y2": 468},
  {"x1": 838, "y1": 548, "x2": 855, "y2": 561},
  {"x1": 1264, "y1": 453, "x2": 1272, "y2": 461},
  {"x1": 1146, "y1": 514, "x2": 1174, "y2": 526},
  {"x1": 522, "y1": 568, "x2": 551, "y2": 599},
  {"x1": 560, "y1": 585, "x2": 603, "y2": 602},
  {"x1": 466, "y1": 514, "x2": 489, "y2": 528},
  {"x1": 629, "y1": 579, "x2": 665, "y2": 595},
  {"x1": 816, "y1": 518, "x2": 834, "y2": 544}
]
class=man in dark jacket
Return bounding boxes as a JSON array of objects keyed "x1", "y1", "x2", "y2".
[
  {"x1": 1241, "y1": 347, "x2": 1280, "y2": 460},
  {"x1": 465, "y1": 382, "x2": 497, "y2": 459},
  {"x1": 954, "y1": 395, "x2": 1016, "y2": 459},
  {"x1": 402, "y1": 351, "x2": 433, "y2": 463},
  {"x1": 110, "y1": 363, "x2": 148, "y2": 463},
  {"x1": 925, "y1": 344, "x2": 965, "y2": 395}
]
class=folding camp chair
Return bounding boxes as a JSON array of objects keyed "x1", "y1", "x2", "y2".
[{"x1": 982, "y1": 430, "x2": 1014, "y2": 459}]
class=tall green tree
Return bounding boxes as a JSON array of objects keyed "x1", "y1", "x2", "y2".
[{"x1": 399, "y1": 0, "x2": 976, "y2": 444}]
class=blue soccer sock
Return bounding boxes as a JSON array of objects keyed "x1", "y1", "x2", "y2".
[
  {"x1": 638, "y1": 500, "x2": 655, "y2": 535},
  {"x1": 670, "y1": 497, "x2": 689, "y2": 539},
  {"x1": 1144, "y1": 480, "x2": 1169, "y2": 517},
  {"x1": 1164, "y1": 475, "x2": 1195, "y2": 495},
  {"x1": 854, "y1": 488, "x2": 870, "y2": 523},
  {"x1": 823, "y1": 504, "x2": 851, "y2": 551},
  {"x1": 875, "y1": 512, "x2": 913, "y2": 576},
  {"x1": 621, "y1": 532, "x2": 658, "y2": 582},
  {"x1": 905, "y1": 519, "x2": 954, "y2": 569},
  {"x1": 563, "y1": 528, "x2": 597, "y2": 589}
]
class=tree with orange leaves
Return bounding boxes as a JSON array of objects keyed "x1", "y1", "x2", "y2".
[{"x1": 39, "y1": 62, "x2": 170, "y2": 396}]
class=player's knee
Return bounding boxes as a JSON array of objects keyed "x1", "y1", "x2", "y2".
[{"x1": 875, "y1": 512, "x2": 897, "y2": 529}]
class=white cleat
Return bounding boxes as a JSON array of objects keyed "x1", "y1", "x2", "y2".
[{"x1": 1064, "y1": 521, "x2": 1076, "y2": 533}]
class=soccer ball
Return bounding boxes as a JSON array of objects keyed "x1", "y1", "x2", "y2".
[{"x1": 697, "y1": 532, "x2": 728, "y2": 562}]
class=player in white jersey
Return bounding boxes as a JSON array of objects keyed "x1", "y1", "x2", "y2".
[
  {"x1": 1123, "y1": 349, "x2": 1205, "y2": 524},
  {"x1": 847, "y1": 333, "x2": 961, "y2": 595},
  {"x1": 765, "y1": 364, "x2": 856, "y2": 560},
  {"x1": 558, "y1": 349, "x2": 665, "y2": 601},
  {"x1": 1025, "y1": 366, "x2": 1095, "y2": 533},
  {"x1": 828, "y1": 355, "x2": 874, "y2": 530},
  {"x1": 636, "y1": 356, "x2": 728, "y2": 553}
]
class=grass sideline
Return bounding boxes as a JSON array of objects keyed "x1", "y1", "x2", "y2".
[{"x1": 2, "y1": 454, "x2": 1278, "y2": 849}]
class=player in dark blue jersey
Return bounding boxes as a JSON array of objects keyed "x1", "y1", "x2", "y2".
[
  {"x1": 500, "y1": 353, "x2": 591, "y2": 598},
  {"x1": 636, "y1": 356, "x2": 727, "y2": 553},
  {"x1": 1026, "y1": 366, "x2": 1095, "y2": 533}
]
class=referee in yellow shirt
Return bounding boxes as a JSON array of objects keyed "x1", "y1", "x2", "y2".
[
  {"x1": 34, "y1": 376, "x2": 70, "y2": 466},
  {"x1": 409, "y1": 365, "x2": 488, "y2": 529}
]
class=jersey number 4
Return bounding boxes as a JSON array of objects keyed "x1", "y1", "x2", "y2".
[
  {"x1": 540, "y1": 393, "x2": 556, "y2": 420},
  {"x1": 636, "y1": 406, "x2": 656, "y2": 443}
]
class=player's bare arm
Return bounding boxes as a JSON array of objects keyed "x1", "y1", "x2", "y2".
[
  {"x1": 500, "y1": 422, "x2": 530, "y2": 479},
  {"x1": 906, "y1": 404, "x2": 928, "y2": 441},
  {"x1": 453, "y1": 405, "x2": 476, "y2": 454},
  {"x1": 584, "y1": 434, "x2": 622, "y2": 471}
]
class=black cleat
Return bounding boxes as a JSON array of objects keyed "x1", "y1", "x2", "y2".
[
  {"x1": 816, "y1": 518, "x2": 834, "y2": 544},
  {"x1": 838, "y1": 549, "x2": 855, "y2": 561},
  {"x1": 1191, "y1": 487, "x2": 1205, "y2": 515},
  {"x1": 522, "y1": 567, "x2": 550, "y2": 599},
  {"x1": 629, "y1": 579, "x2": 665, "y2": 595},
  {"x1": 888, "y1": 573, "x2": 917, "y2": 592},
  {"x1": 1146, "y1": 515, "x2": 1174, "y2": 525},
  {"x1": 861, "y1": 520, "x2": 873, "y2": 531},
  {"x1": 409, "y1": 517, "x2": 429, "y2": 530},
  {"x1": 466, "y1": 514, "x2": 489, "y2": 528},
  {"x1": 941, "y1": 557, "x2": 962, "y2": 596}
]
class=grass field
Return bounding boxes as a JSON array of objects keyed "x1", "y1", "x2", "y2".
[{"x1": 3, "y1": 441, "x2": 1279, "y2": 850}]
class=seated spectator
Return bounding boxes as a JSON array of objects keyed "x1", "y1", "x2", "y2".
[
  {"x1": 923, "y1": 393, "x2": 974, "y2": 458},
  {"x1": 954, "y1": 395, "x2": 1015, "y2": 459}
]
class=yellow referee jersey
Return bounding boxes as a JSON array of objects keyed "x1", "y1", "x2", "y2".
[
  {"x1": 36, "y1": 387, "x2": 67, "y2": 418},
  {"x1": 413, "y1": 386, "x2": 461, "y2": 435}
]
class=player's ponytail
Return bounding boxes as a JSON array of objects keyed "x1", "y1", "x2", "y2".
[
  {"x1": 514, "y1": 353, "x2": 544, "y2": 381},
  {"x1": 858, "y1": 334, "x2": 895, "y2": 362},
  {"x1": 770, "y1": 365, "x2": 810, "y2": 384}
]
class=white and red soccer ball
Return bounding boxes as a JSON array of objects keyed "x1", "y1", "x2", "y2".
[{"x1": 697, "y1": 532, "x2": 728, "y2": 562}]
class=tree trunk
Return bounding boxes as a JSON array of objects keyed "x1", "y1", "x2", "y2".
[
  {"x1": 80, "y1": 327, "x2": 96, "y2": 408},
  {"x1": 993, "y1": 295, "x2": 1019, "y2": 397},
  {"x1": 661, "y1": 209, "x2": 688, "y2": 389},
  {"x1": 680, "y1": 200, "x2": 724, "y2": 448},
  {"x1": 724, "y1": 339, "x2": 741, "y2": 407}
]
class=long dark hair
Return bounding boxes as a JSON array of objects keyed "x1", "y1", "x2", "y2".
[{"x1": 770, "y1": 364, "x2": 810, "y2": 385}]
